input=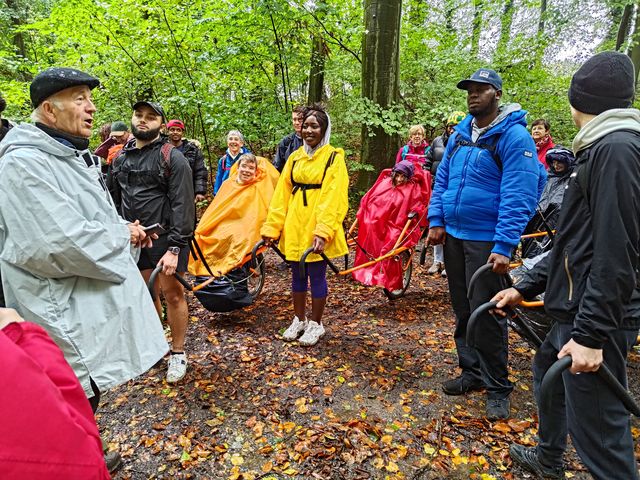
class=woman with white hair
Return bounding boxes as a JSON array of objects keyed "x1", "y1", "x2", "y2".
[{"x1": 213, "y1": 129, "x2": 250, "y2": 194}]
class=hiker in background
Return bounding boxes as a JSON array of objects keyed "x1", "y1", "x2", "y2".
[
  {"x1": 424, "y1": 111, "x2": 466, "y2": 277},
  {"x1": 166, "y1": 118, "x2": 208, "y2": 203},
  {"x1": 531, "y1": 118, "x2": 554, "y2": 169},
  {"x1": 261, "y1": 104, "x2": 349, "y2": 347},
  {"x1": 95, "y1": 120, "x2": 131, "y2": 166},
  {"x1": 396, "y1": 124, "x2": 429, "y2": 168},
  {"x1": 273, "y1": 105, "x2": 305, "y2": 173},
  {"x1": 213, "y1": 130, "x2": 249, "y2": 195}
]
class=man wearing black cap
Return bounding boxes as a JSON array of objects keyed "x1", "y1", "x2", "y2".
[
  {"x1": 427, "y1": 68, "x2": 543, "y2": 420},
  {"x1": 108, "y1": 100, "x2": 195, "y2": 384},
  {"x1": 493, "y1": 51, "x2": 640, "y2": 479},
  {"x1": 0, "y1": 67, "x2": 169, "y2": 473}
]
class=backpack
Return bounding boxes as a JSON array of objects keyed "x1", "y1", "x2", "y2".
[
  {"x1": 112, "y1": 142, "x2": 174, "y2": 177},
  {"x1": 450, "y1": 132, "x2": 503, "y2": 171}
]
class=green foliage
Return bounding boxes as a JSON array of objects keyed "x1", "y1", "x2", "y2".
[{"x1": 0, "y1": 0, "x2": 613, "y2": 161}]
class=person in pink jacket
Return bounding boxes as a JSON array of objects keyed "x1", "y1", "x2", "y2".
[
  {"x1": 395, "y1": 124, "x2": 430, "y2": 167},
  {"x1": 0, "y1": 308, "x2": 110, "y2": 480}
]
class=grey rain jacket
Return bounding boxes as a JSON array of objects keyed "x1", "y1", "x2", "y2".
[{"x1": 0, "y1": 123, "x2": 168, "y2": 396}]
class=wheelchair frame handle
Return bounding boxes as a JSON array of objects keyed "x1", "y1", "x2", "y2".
[
  {"x1": 147, "y1": 264, "x2": 193, "y2": 301},
  {"x1": 299, "y1": 247, "x2": 340, "y2": 281},
  {"x1": 467, "y1": 263, "x2": 511, "y2": 301},
  {"x1": 540, "y1": 355, "x2": 640, "y2": 418}
]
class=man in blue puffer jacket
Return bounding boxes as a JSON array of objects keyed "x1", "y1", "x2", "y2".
[{"x1": 427, "y1": 68, "x2": 545, "y2": 420}]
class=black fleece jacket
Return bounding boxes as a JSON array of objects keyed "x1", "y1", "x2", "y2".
[
  {"x1": 515, "y1": 129, "x2": 640, "y2": 348},
  {"x1": 107, "y1": 137, "x2": 195, "y2": 249}
]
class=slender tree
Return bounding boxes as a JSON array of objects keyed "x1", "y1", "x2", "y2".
[
  {"x1": 358, "y1": 0, "x2": 402, "y2": 190},
  {"x1": 616, "y1": 3, "x2": 634, "y2": 51},
  {"x1": 308, "y1": 35, "x2": 326, "y2": 103},
  {"x1": 470, "y1": 0, "x2": 484, "y2": 57}
]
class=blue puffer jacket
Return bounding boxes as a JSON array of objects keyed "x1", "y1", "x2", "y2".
[{"x1": 428, "y1": 104, "x2": 544, "y2": 257}]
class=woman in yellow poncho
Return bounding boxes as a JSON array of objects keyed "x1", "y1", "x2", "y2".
[
  {"x1": 261, "y1": 104, "x2": 349, "y2": 347},
  {"x1": 189, "y1": 154, "x2": 279, "y2": 278}
]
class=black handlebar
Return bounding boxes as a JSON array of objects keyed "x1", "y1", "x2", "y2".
[
  {"x1": 147, "y1": 265, "x2": 192, "y2": 300},
  {"x1": 299, "y1": 247, "x2": 340, "y2": 281},
  {"x1": 540, "y1": 355, "x2": 640, "y2": 418}
]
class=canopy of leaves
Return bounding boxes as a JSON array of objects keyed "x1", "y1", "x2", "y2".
[{"x1": 0, "y1": 0, "x2": 631, "y2": 159}]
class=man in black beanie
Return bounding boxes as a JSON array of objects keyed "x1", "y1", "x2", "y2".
[{"x1": 492, "y1": 51, "x2": 640, "y2": 479}]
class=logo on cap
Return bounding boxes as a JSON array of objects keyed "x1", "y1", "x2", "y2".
[{"x1": 479, "y1": 70, "x2": 490, "y2": 79}]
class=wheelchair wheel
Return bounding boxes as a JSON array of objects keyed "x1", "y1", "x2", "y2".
[
  {"x1": 383, "y1": 250, "x2": 412, "y2": 300},
  {"x1": 247, "y1": 253, "x2": 266, "y2": 298}
]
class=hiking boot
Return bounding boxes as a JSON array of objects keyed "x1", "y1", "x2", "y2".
[
  {"x1": 441, "y1": 269, "x2": 447, "y2": 278},
  {"x1": 104, "y1": 451, "x2": 123, "y2": 473},
  {"x1": 509, "y1": 444, "x2": 565, "y2": 479},
  {"x1": 486, "y1": 398, "x2": 510, "y2": 420},
  {"x1": 166, "y1": 352, "x2": 187, "y2": 383},
  {"x1": 298, "y1": 321, "x2": 325, "y2": 346},
  {"x1": 427, "y1": 262, "x2": 443, "y2": 275},
  {"x1": 282, "y1": 316, "x2": 308, "y2": 341},
  {"x1": 442, "y1": 375, "x2": 484, "y2": 396}
]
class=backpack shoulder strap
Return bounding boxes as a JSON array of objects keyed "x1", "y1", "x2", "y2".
[
  {"x1": 454, "y1": 134, "x2": 503, "y2": 171},
  {"x1": 401, "y1": 144, "x2": 409, "y2": 161},
  {"x1": 160, "y1": 143, "x2": 174, "y2": 178}
]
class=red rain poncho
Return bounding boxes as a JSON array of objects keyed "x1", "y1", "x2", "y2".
[{"x1": 352, "y1": 169, "x2": 431, "y2": 291}]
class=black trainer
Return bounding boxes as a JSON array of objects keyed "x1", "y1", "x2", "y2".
[
  {"x1": 509, "y1": 444, "x2": 564, "y2": 479},
  {"x1": 105, "y1": 451, "x2": 123, "y2": 474},
  {"x1": 486, "y1": 398, "x2": 510, "y2": 420},
  {"x1": 441, "y1": 375, "x2": 484, "y2": 396}
]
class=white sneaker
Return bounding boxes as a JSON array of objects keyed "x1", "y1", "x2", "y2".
[
  {"x1": 166, "y1": 353, "x2": 187, "y2": 383},
  {"x1": 298, "y1": 321, "x2": 325, "y2": 346},
  {"x1": 282, "y1": 315, "x2": 308, "y2": 341},
  {"x1": 427, "y1": 262, "x2": 442, "y2": 275},
  {"x1": 441, "y1": 269, "x2": 447, "y2": 278}
]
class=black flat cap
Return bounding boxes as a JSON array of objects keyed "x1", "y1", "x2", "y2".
[
  {"x1": 30, "y1": 67, "x2": 100, "y2": 108},
  {"x1": 132, "y1": 101, "x2": 166, "y2": 121}
]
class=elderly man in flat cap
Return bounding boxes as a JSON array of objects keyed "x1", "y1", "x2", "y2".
[{"x1": 0, "y1": 67, "x2": 168, "y2": 471}]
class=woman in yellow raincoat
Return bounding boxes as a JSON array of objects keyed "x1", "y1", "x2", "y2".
[{"x1": 261, "y1": 104, "x2": 349, "y2": 346}]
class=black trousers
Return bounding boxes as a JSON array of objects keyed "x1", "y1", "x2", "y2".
[
  {"x1": 443, "y1": 234, "x2": 512, "y2": 399},
  {"x1": 89, "y1": 377, "x2": 101, "y2": 413},
  {"x1": 533, "y1": 323, "x2": 639, "y2": 480}
]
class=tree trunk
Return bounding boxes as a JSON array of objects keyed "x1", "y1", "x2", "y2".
[
  {"x1": 496, "y1": 0, "x2": 515, "y2": 57},
  {"x1": 470, "y1": 0, "x2": 483, "y2": 57},
  {"x1": 617, "y1": 4, "x2": 634, "y2": 51},
  {"x1": 357, "y1": 0, "x2": 402, "y2": 191},
  {"x1": 308, "y1": 35, "x2": 325, "y2": 104},
  {"x1": 444, "y1": 0, "x2": 456, "y2": 34},
  {"x1": 5, "y1": 0, "x2": 27, "y2": 60},
  {"x1": 538, "y1": 0, "x2": 547, "y2": 36},
  {"x1": 629, "y1": 4, "x2": 640, "y2": 85}
]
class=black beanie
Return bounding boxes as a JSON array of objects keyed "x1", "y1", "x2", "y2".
[{"x1": 568, "y1": 51, "x2": 635, "y2": 115}]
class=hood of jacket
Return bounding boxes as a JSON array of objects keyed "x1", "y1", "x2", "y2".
[
  {"x1": 455, "y1": 103, "x2": 527, "y2": 141},
  {"x1": 0, "y1": 123, "x2": 89, "y2": 160},
  {"x1": 572, "y1": 108, "x2": 640, "y2": 154}
]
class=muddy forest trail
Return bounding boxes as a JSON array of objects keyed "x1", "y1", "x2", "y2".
[{"x1": 101, "y1": 252, "x2": 640, "y2": 479}]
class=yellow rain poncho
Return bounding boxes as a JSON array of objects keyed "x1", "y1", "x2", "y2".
[
  {"x1": 188, "y1": 156, "x2": 279, "y2": 276},
  {"x1": 261, "y1": 144, "x2": 349, "y2": 262}
]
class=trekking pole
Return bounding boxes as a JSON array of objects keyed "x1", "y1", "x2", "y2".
[{"x1": 540, "y1": 355, "x2": 640, "y2": 417}]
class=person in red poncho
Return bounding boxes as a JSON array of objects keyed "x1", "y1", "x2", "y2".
[
  {"x1": 352, "y1": 160, "x2": 430, "y2": 291},
  {"x1": 531, "y1": 118, "x2": 554, "y2": 169},
  {"x1": 0, "y1": 308, "x2": 110, "y2": 480}
]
